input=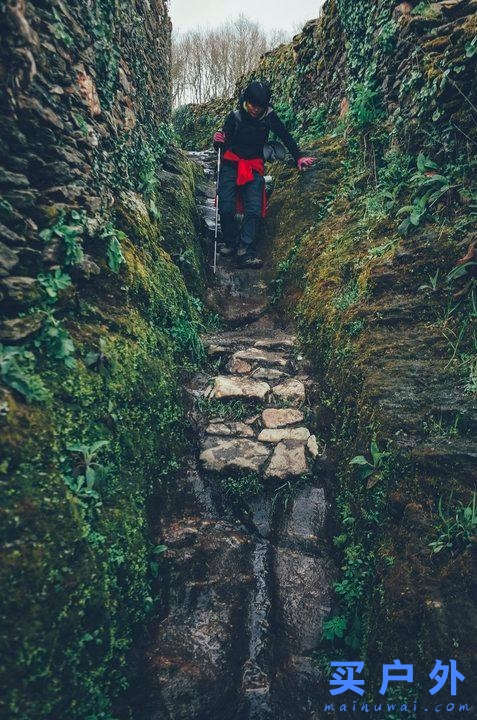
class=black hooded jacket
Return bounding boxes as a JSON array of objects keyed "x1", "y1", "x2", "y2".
[{"x1": 219, "y1": 104, "x2": 303, "y2": 163}]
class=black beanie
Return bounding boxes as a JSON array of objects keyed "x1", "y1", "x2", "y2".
[{"x1": 243, "y1": 81, "x2": 271, "y2": 107}]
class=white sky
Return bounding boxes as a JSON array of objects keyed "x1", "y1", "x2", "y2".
[{"x1": 169, "y1": 0, "x2": 325, "y2": 34}]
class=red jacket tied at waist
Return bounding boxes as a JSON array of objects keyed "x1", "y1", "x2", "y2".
[
  {"x1": 222, "y1": 150, "x2": 267, "y2": 217},
  {"x1": 223, "y1": 150, "x2": 264, "y2": 184}
]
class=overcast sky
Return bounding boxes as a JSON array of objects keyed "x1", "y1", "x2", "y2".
[{"x1": 169, "y1": 0, "x2": 325, "y2": 34}]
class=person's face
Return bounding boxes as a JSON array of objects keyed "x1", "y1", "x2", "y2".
[{"x1": 245, "y1": 101, "x2": 265, "y2": 118}]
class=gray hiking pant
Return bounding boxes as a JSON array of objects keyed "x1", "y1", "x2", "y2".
[{"x1": 218, "y1": 161, "x2": 264, "y2": 248}]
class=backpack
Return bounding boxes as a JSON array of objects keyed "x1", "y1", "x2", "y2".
[{"x1": 231, "y1": 110, "x2": 287, "y2": 162}]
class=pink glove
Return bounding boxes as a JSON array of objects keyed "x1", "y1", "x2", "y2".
[
  {"x1": 214, "y1": 131, "x2": 226, "y2": 144},
  {"x1": 297, "y1": 156, "x2": 316, "y2": 170}
]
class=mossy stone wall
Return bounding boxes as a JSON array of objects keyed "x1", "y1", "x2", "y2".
[{"x1": 0, "y1": 2, "x2": 206, "y2": 719}]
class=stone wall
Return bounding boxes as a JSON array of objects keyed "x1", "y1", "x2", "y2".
[
  {"x1": 0, "y1": 3, "x2": 207, "y2": 719},
  {"x1": 0, "y1": 0, "x2": 173, "y2": 336}
]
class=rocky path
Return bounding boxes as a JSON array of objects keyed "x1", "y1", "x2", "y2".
[{"x1": 146, "y1": 151, "x2": 335, "y2": 720}]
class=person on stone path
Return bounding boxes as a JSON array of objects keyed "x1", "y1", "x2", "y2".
[{"x1": 213, "y1": 81, "x2": 316, "y2": 268}]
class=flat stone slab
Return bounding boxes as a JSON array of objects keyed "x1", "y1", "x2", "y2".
[
  {"x1": 284, "y1": 487, "x2": 328, "y2": 546},
  {"x1": 274, "y1": 548, "x2": 332, "y2": 654},
  {"x1": 258, "y1": 427, "x2": 310, "y2": 444},
  {"x1": 200, "y1": 439, "x2": 271, "y2": 473},
  {"x1": 212, "y1": 376, "x2": 270, "y2": 400},
  {"x1": 254, "y1": 337, "x2": 296, "y2": 350},
  {"x1": 232, "y1": 348, "x2": 287, "y2": 367},
  {"x1": 264, "y1": 440, "x2": 308, "y2": 479},
  {"x1": 262, "y1": 408, "x2": 304, "y2": 428},
  {"x1": 206, "y1": 422, "x2": 254, "y2": 438},
  {"x1": 273, "y1": 379, "x2": 306, "y2": 406}
]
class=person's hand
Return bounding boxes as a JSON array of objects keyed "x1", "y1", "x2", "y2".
[
  {"x1": 213, "y1": 131, "x2": 226, "y2": 144},
  {"x1": 297, "y1": 156, "x2": 316, "y2": 171}
]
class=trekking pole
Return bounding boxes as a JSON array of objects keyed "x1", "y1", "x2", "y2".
[{"x1": 213, "y1": 148, "x2": 221, "y2": 275}]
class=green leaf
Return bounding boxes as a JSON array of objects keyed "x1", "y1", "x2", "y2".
[
  {"x1": 85, "y1": 466, "x2": 96, "y2": 488},
  {"x1": 350, "y1": 455, "x2": 371, "y2": 467},
  {"x1": 370, "y1": 440, "x2": 381, "y2": 465},
  {"x1": 153, "y1": 544, "x2": 168, "y2": 555}
]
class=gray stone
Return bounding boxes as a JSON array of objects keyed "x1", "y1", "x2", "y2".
[
  {"x1": 251, "y1": 367, "x2": 288, "y2": 381},
  {"x1": 283, "y1": 486, "x2": 328, "y2": 547},
  {"x1": 232, "y1": 347, "x2": 287, "y2": 367},
  {"x1": 1, "y1": 276, "x2": 39, "y2": 304},
  {"x1": 0, "y1": 313, "x2": 43, "y2": 341},
  {"x1": 264, "y1": 441, "x2": 308, "y2": 479},
  {"x1": 273, "y1": 379, "x2": 306, "y2": 406},
  {"x1": 275, "y1": 548, "x2": 333, "y2": 654},
  {"x1": 254, "y1": 337, "x2": 295, "y2": 350},
  {"x1": 212, "y1": 375, "x2": 270, "y2": 400},
  {"x1": 206, "y1": 422, "x2": 254, "y2": 438},
  {"x1": 0, "y1": 241, "x2": 19, "y2": 273},
  {"x1": 258, "y1": 427, "x2": 310, "y2": 444},
  {"x1": 200, "y1": 439, "x2": 270, "y2": 473},
  {"x1": 262, "y1": 408, "x2": 304, "y2": 428}
]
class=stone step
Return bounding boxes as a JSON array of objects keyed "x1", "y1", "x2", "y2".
[{"x1": 212, "y1": 375, "x2": 271, "y2": 400}]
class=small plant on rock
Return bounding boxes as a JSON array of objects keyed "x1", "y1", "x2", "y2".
[{"x1": 350, "y1": 437, "x2": 390, "y2": 489}]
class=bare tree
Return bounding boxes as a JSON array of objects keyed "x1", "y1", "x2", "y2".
[{"x1": 172, "y1": 16, "x2": 291, "y2": 106}]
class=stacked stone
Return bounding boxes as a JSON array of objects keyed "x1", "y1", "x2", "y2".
[{"x1": 199, "y1": 336, "x2": 324, "y2": 479}]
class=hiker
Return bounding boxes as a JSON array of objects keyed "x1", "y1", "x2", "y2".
[{"x1": 213, "y1": 80, "x2": 315, "y2": 267}]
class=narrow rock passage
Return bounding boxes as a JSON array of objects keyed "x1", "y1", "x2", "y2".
[{"x1": 146, "y1": 151, "x2": 335, "y2": 720}]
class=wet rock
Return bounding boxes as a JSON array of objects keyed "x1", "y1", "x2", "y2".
[
  {"x1": 206, "y1": 422, "x2": 254, "y2": 438},
  {"x1": 232, "y1": 347, "x2": 287, "y2": 367},
  {"x1": 272, "y1": 379, "x2": 306, "y2": 406},
  {"x1": 282, "y1": 486, "x2": 328, "y2": 548},
  {"x1": 212, "y1": 375, "x2": 270, "y2": 400},
  {"x1": 0, "y1": 313, "x2": 43, "y2": 341},
  {"x1": 258, "y1": 427, "x2": 310, "y2": 444},
  {"x1": 264, "y1": 440, "x2": 308, "y2": 479},
  {"x1": 200, "y1": 439, "x2": 271, "y2": 473},
  {"x1": 250, "y1": 494, "x2": 275, "y2": 538},
  {"x1": 274, "y1": 548, "x2": 333, "y2": 654},
  {"x1": 147, "y1": 518, "x2": 254, "y2": 720},
  {"x1": 227, "y1": 356, "x2": 252, "y2": 374},
  {"x1": 262, "y1": 408, "x2": 304, "y2": 428}
]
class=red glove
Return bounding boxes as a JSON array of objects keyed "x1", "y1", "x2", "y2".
[
  {"x1": 214, "y1": 131, "x2": 226, "y2": 144},
  {"x1": 297, "y1": 156, "x2": 316, "y2": 170}
]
